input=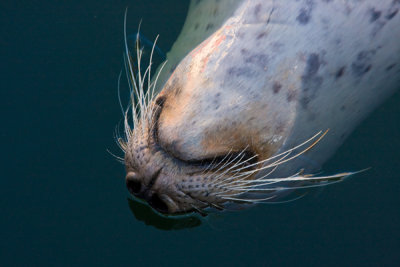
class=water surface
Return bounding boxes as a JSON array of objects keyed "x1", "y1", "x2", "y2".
[{"x1": 1, "y1": 0, "x2": 399, "y2": 266}]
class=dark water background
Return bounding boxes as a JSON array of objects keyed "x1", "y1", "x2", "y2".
[{"x1": 1, "y1": 0, "x2": 399, "y2": 266}]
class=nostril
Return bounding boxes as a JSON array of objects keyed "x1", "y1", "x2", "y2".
[
  {"x1": 149, "y1": 194, "x2": 169, "y2": 213},
  {"x1": 126, "y1": 180, "x2": 141, "y2": 194},
  {"x1": 125, "y1": 172, "x2": 141, "y2": 194}
]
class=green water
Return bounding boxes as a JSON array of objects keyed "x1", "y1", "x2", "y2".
[{"x1": 1, "y1": 0, "x2": 399, "y2": 266}]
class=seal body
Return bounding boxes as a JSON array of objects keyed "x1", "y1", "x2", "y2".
[{"x1": 122, "y1": 0, "x2": 400, "y2": 215}]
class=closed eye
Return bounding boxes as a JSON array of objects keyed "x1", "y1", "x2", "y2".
[
  {"x1": 152, "y1": 96, "x2": 166, "y2": 143},
  {"x1": 151, "y1": 96, "x2": 258, "y2": 172},
  {"x1": 183, "y1": 150, "x2": 258, "y2": 171}
]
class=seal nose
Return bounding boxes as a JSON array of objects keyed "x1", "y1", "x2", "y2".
[
  {"x1": 147, "y1": 194, "x2": 169, "y2": 213},
  {"x1": 125, "y1": 171, "x2": 171, "y2": 214},
  {"x1": 125, "y1": 172, "x2": 142, "y2": 195}
]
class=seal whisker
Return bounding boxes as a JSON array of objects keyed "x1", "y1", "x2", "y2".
[
  {"x1": 201, "y1": 151, "x2": 235, "y2": 179},
  {"x1": 123, "y1": 12, "x2": 142, "y2": 128},
  {"x1": 146, "y1": 60, "x2": 168, "y2": 120},
  {"x1": 200, "y1": 148, "x2": 235, "y2": 176},
  {"x1": 106, "y1": 149, "x2": 125, "y2": 164},
  {"x1": 221, "y1": 172, "x2": 354, "y2": 201},
  {"x1": 221, "y1": 165, "x2": 279, "y2": 189},
  {"x1": 206, "y1": 150, "x2": 249, "y2": 186},
  {"x1": 145, "y1": 34, "x2": 159, "y2": 106},
  {"x1": 117, "y1": 70, "x2": 125, "y2": 116},
  {"x1": 231, "y1": 166, "x2": 306, "y2": 189},
  {"x1": 221, "y1": 195, "x2": 276, "y2": 204},
  {"x1": 248, "y1": 172, "x2": 354, "y2": 184},
  {"x1": 206, "y1": 146, "x2": 251, "y2": 180},
  {"x1": 228, "y1": 131, "x2": 326, "y2": 176},
  {"x1": 236, "y1": 130, "x2": 328, "y2": 178},
  {"x1": 230, "y1": 180, "x2": 342, "y2": 192},
  {"x1": 123, "y1": 55, "x2": 140, "y2": 128},
  {"x1": 122, "y1": 10, "x2": 168, "y2": 147},
  {"x1": 216, "y1": 161, "x2": 356, "y2": 203}
]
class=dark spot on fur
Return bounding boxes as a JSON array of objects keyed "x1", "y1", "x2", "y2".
[
  {"x1": 386, "y1": 63, "x2": 396, "y2": 71},
  {"x1": 256, "y1": 32, "x2": 267, "y2": 39},
  {"x1": 386, "y1": 6, "x2": 399, "y2": 20},
  {"x1": 227, "y1": 67, "x2": 256, "y2": 77},
  {"x1": 306, "y1": 53, "x2": 320, "y2": 76},
  {"x1": 369, "y1": 8, "x2": 381, "y2": 22},
  {"x1": 351, "y1": 50, "x2": 374, "y2": 77},
  {"x1": 296, "y1": 0, "x2": 314, "y2": 25},
  {"x1": 213, "y1": 7, "x2": 218, "y2": 16},
  {"x1": 297, "y1": 9, "x2": 311, "y2": 24},
  {"x1": 245, "y1": 54, "x2": 269, "y2": 69},
  {"x1": 335, "y1": 66, "x2": 346, "y2": 79},
  {"x1": 254, "y1": 3, "x2": 262, "y2": 16},
  {"x1": 272, "y1": 81, "x2": 282, "y2": 94},
  {"x1": 300, "y1": 53, "x2": 323, "y2": 108},
  {"x1": 287, "y1": 90, "x2": 297, "y2": 102},
  {"x1": 206, "y1": 23, "x2": 214, "y2": 30},
  {"x1": 173, "y1": 85, "x2": 182, "y2": 96}
]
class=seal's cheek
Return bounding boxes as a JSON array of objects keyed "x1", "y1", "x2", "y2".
[
  {"x1": 200, "y1": 122, "x2": 270, "y2": 159},
  {"x1": 156, "y1": 91, "x2": 277, "y2": 163}
]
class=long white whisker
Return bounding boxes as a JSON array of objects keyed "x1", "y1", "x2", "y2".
[
  {"x1": 117, "y1": 70, "x2": 125, "y2": 116},
  {"x1": 230, "y1": 131, "x2": 325, "y2": 176},
  {"x1": 238, "y1": 130, "x2": 328, "y2": 179},
  {"x1": 222, "y1": 196, "x2": 276, "y2": 203}
]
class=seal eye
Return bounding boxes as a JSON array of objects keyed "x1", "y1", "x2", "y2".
[{"x1": 152, "y1": 96, "x2": 166, "y2": 143}]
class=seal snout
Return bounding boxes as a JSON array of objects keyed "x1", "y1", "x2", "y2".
[{"x1": 125, "y1": 171, "x2": 170, "y2": 214}]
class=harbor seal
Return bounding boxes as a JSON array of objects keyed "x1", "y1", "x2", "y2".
[{"x1": 118, "y1": 0, "x2": 400, "y2": 215}]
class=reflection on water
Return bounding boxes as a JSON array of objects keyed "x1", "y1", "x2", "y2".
[{"x1": 127, "y1": 198, "x2": 202, "y2": 230}]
